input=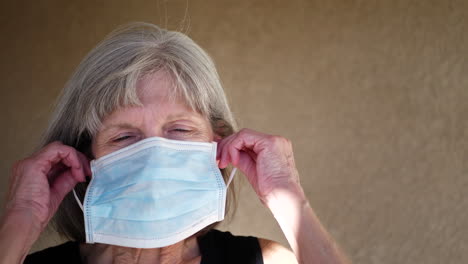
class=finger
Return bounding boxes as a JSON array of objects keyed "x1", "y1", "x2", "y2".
[
  {"x1": 37, "y1": 150, "x2": 78, "y2": 179},
  {"x1": 216, "y1": 133, "x2": 235, "y2": 160},
  {"x1": 243, "y1": 148, "x2": 258, "y2": 163},
  {"x1": 216, "y1": 134, "x2": 233, "y2": 168},
  {"x1": 66, "y1": 153, "x2": 87, "y2": 183},
  {"x1": 220, "y1": 134, "x2": 238, "y2": 168},
  {"x1": 50, "y1": 170, "x2": 80, "y2": 205},
  {"x1": 218, "y1": 129, "x2": 268, "y2": 168},
  {"x1": 230, "y1": 129, "x2": 269, "y2": 155},
  {"x1": 76, "y1": 151, "x2": 92, "y2": 178},
  {"x1": 46, "y1": 163, "x2": 69, "y2": 182},
  {"x1": 36, "y1": 143, "x2": 86, "y2": 183},
  {"x1": 228, "y1": 141, "x2": 241, "y2": 166},
  {"x1": 37, "y1": 142, "x2": 81, "y2": 170},
  {"x1": 225, "y1": 134, "x2": 255, "y2": 167},
  {"x1": 236, "y1": 150, "x2": 257, "y2": 183},
  {"x1": 227, "y1": 131, "x2": 262, "y2": 167}
]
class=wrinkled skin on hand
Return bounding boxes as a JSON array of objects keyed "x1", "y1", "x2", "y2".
[
  {"x1": 217, "y1": 128, "x2": 302, "y2": 204},
  {"x1": 5, "y1": 142, "x2": 91, "y2": 230}
]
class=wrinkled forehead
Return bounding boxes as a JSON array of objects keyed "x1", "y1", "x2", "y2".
[
  {"x1": 104, "y1": 71, "x2": 201, "y2": 120},
  {"x1": 135, "y1": 70, "x2": 191, "y2": 106},
  {"x1": 98, "y1": 71, "x2": 203, "y2": 125},
  {"x1": 82, "y1": 64, "x2": 212, "y2": 139},
  {"x1": 137, "y1": 69, "x2": 204, "y2": 113}
]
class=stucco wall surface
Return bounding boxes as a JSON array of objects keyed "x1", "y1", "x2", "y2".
[{"x1": 1, "y1": 1, "x2": 467, "y2": 263}]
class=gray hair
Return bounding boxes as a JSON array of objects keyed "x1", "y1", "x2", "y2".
[{"x1": 39, "y1": 22, "x2": 238, "y2": 241}]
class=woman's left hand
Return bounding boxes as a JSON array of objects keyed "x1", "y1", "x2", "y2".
[
  {"x1": 218, "y1": 128, "x2": 349, "y2": 264},
  {"x1": 217, "y1": 128, "x2": 304, "y2": 204}
]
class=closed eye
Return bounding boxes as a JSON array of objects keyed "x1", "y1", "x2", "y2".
[
  {"x1": 172, "y1": 128, "x2": 191, "y2": 133},
  {"x1": 113, "y1": 135, "x2": 134, "y2": 142}
]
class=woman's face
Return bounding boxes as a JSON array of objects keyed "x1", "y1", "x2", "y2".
[{"x1": 92, "y1": 71, "x2": 216, "y2": 159}]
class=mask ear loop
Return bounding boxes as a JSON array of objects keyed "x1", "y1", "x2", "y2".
[
  {"x1": 226, "y1": 167, "x2": 237, "y2": 188},
  {"x1": 73, "y1": 189, "x2": 84, "y2": 212}
]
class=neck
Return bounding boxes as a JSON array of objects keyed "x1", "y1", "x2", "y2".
[{"x1": 79, "y1": 236, "x2": 201, "y2": 264}]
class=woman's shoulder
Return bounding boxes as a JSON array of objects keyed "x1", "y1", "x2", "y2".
[
  {"x1": 24, "y1": 241, "x2": 81, "y2": 264},
  {"x1": 199, "y1": 229, "x2": 297, "y2": 264}
]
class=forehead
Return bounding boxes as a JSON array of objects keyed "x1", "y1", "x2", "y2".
[
  {"x1": 137, "y1": 70, "x2": 178, "y2": 105},
  {"x1": 100, "y1": 71, "x2": 202, "y2": 125}
]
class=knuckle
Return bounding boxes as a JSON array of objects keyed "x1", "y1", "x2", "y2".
[
  {"x1": 61, "y1": 145, "x2": 75, "y2": 154},
  {"x1": 39, "y1": 141, "x2": 62, "y2": 154},
  {"x1": 267, "y1": 135, "x2": 282, "y2": 143},
  {"x1": 48, "y1": 142, "x2": 74, "y2": 154},
  {"x1": 268, "y1": 135, "x2": 291, "y2": 146}
]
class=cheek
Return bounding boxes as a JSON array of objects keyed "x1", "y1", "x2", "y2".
[
  {"x1": 91, "y1": 141, "x2": 98, "y2": 159},
  {"x1": 186, "y1": 129, "x2": 214, "y2": 142},
  {"x1": 188, "y1": 118, "x2": 215, "y2": 142},
  {"x1": 205, "y1": 128, "x2": 215, "y2": 141},
  {"x1": 91, "y1": 137, "x2": 118, "y2": 159},
  {"x1": 202, "y1": 124, "x2": 216, "y2": 142},
  {"x1": 91, "y1": 142, "x2": 106, "y2": 159}
]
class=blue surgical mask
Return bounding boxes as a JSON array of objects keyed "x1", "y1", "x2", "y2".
[{"x1": 73, "y1": 137, "x2": 236, "y2": 248}]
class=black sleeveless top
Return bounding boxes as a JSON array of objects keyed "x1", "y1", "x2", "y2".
[{"x1": 24, "y1": 230, "x2": 263, "y2": 264}]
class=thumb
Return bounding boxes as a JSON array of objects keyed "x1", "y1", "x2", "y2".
[{"x1": 50, "y1": 170, "x2": 81, "y2": 208}]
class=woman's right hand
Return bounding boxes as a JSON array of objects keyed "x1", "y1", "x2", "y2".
[
  {"x1": 3, "y1": 141, "x2": 90, "y2": 230},
  {"x1": 0, "y1": 141, "x2": 90, "y2": 263}
]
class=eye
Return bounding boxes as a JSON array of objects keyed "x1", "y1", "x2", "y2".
[
  {"x1": 165, "y1": 123, "x2": 200, "y2": 140},
  {"x1": 171, "y1": 128, "x2": 192, "y2": 133},
  {"x1": 112, "y1": 135, "x2": 134, "y2": 142}
]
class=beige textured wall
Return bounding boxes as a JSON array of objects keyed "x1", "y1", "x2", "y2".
[{"x1": 1, "y1": 1, "x2": 467, "y2": 263}]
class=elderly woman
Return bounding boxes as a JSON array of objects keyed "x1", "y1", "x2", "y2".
[{"x1": 0, "y1": 23, "x2": 348, "y2": 264}]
